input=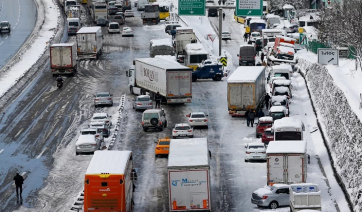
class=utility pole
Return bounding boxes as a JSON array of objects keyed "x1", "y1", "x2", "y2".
[{"x1": 218, "y1": 8, "x2": 222, "y2": 56}]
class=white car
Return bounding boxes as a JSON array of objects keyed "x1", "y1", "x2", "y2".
[
  {"x1": 80, "y1": 128, "x2": 104, "y2": 143},
  {"x1": 172, "y1": 123, "x2": 194, "y2": 138},
  {"x1": 186, "y1": 112, "x2": 208, "y2": 128},
  {"x1": 250, "y1": 32, "x2": 261, "y2": 42},
  {"x1": 245, "y1": 142, "x2": 267, "y2": 162},
  {"x1": 91, "y1": 113, "x2": 112, "y2": 126},
  {"x1": 124, "y1": 10, "x2": 134, "y2": 17},
  {"x1": 221, "y1": 31, "x2": 231, "y2": 40},
  {"x1": 122, "y1": 27, "x2": 134, "y2": 37},
  {"x1": 108, "y1": 22, "x2": 120, "y2": 33},
  {"x1": 75, "y1": 134, "x2": 101, "y2": 155}
]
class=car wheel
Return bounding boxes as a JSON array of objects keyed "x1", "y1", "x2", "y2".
[
  {"x1": 269, "y1": 201, "x2": 278, "y2": 209},
  {"x1": 143, "y1": 127, "x2": 148, "y2": 132},
  {"x1": 155, "y1": 154, "x2": 159, "y2": 158},
  {"x1": 164, "y1": 120, "x2": 167, "y2": 128},
  {"x1": 244, "y1": 159, "x2": 247, "y2": 162},
  {"x1": 189, "y1": 135, "x2": 193, "y2": 138},
  {"x1": 130, "y1": 85, "x2": 134, "y2": 94},
  {"x1": 214, "y1": 75, "x2": 222, "y2": 81},
  {"x1": 76, "y1": 152, "x2": 79, "y2": 156},
  {"x1": 173, "y1": 136, "x2": 176, "y2": 139},
  {"x1": 150, "y1": 118, "x2": 159, "y2": 126},
  {"x1": 205, "y1": 125, "x2": 209, "y2": 129}
]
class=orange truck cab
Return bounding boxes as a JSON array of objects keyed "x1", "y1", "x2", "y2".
[
  {"x1": 273, "y1": 35, "x2": 296, "y2": 54},
  {"x1": 84, "y1": 150, "x2": 136, "y2": 212}
]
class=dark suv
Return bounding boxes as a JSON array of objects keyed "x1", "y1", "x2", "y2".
[
  {"x1": 208, "y1": 8, "x2": 218, "y2": 17},
  {"x1": 0, "y1": 21, "x2": 11, "y2": 33}
]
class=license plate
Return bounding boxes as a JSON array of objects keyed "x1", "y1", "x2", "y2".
[
  {"x1": 163, "y1": 148, "x2": 169, "y2": 150},
  {"x1": 179, "y1": 134, "x2": 187, "y2": 137},
  {"x1": 196, "y1": 120, "x2": 202, "y2": 122},
  {"x1": 253, "y1": 156, "x2": 260, "y2": 158}
]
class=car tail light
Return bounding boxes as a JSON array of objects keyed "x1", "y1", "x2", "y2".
[
  {"x1": 107, "y1": 98, "x2": 112, "y2": 100},
  {"x1": 156, "y1": 147, "x2": 160, "y2": 150},
  {"x1": 204, "y1": 119, "x2": 207, "y2": 122},
  {"x1": 173, "y1": 131, "x2": 177, "y2": 133},
  {"x1": 95, "y1": 99, "x2": 99, "y2": 101},
  {"x1": 189, "y1": 120, "x2": 193, "y2": 122},
  {"x1": 159, "y1": 121, "x2": 162, "y2": 125},
  {"x1": 92, "y1": 144, "x2": 97, "y2": 146},
  {"x1": 188, "y1": 129, "x2": 193, "y2": 132},
  {"x1": 137, "y1": 103, "x2": 142, "y2": 105},
  {"x1": 254, "y1": 55, "x2": 256, "y2": 59},
  {"x1": 95, "y1": 135, "x2": 99, "y2": 138},
  {"x1": 246, "y1": 151, "x2": 251, "y2": 154},
  {"x1": 141, "y1": 122, "x2": 144, "y2": 125},
  {"x1": 261, "y1": 152, "x2": 266, "y2": 154},
  {"x1": 262, "y1": 196, "x2": 268, "y2": 199},
  {"x1": 103, "y1": 129, "x2": 107, "y2": 132},
  {"x1": 148, "y1": 103, "x2": 153, "y2": 105}
]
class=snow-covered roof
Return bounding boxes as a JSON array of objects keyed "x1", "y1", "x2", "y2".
[
  {"x1": 276, "y1": 35, "x2": 296, "y2": 42},
  {"x1": 184, "y1": 43, "x2": 208, "y2": 55},
  {"x1": 85, "y1": 151, "x2": 132, "y2": 174},
  {"x1": 283, "y1": 4, "x2": 294, "y2": 9},
  {"x1": 269, "y1": 105, "x2": 287, "y2": 112},
  {"x1": 273, "y1": 79, "x2": 291, "y2": 86},
  {"x1": 265, "y1": 14, "x2": 279, "y2": 18},
  {"x1": 176, "y1": 26, "x2": 193, "y2": 31},
  {"x1": 75, "y1": 134, "x2": 96, "y2": 146},
  {"x1": 258, "y1": 116, "x2": 274, "y2": 122},
  {"x1": 168, "y1": 138, "x2": 209, "y2": 168},
  {"x1": 271, "y1": 95, "x2": 287, "y2": 102},
  {"x1": 227, "y1": 66, "x2": 265, "y2": 83},
  {"x1": 77, "y1": 26, "x2": 101, "y2": 34},
  {"x1": 239, "y1": 44, "x2": 254, "y2": 48},
  {"x1": 92, "y1": 112, "x2": 108, "y2": 117},
  {"x1": 51, "y1": 43, "x2": 76, "y2": 47},
  {"x1": 154, "y1": 55, "x2": 178, "y2": 63},
  {"x1": 273, "y1": 117, "x2": 304, "y2": 130},
  {"x1": 266, "y1": 140, "x2": 307, "y2": 154},
  {"x1": 272, "y1": 64, "x2": 293, "y2": 72},
  {"x1": 67, "y1": 18, "x2": 80, "y2": 21},
  {"x1": 262, "y1": 29, "x2": 285, "y2": 33},
  {"x1": 150, "y1": 38, "x2": 172, "y2": 47},
  {"x1": 250, "y1": 19, "x2": 266, "y2": 24},
  {"x1": 279, "y1": 43, "x2": 295, "y2": 48},
  {"x1": 274, "y1": 87, "x2": 289, "y2": 92},
  {"x1": 135, "y1": 58, "x2": 191, "y2": 70}
]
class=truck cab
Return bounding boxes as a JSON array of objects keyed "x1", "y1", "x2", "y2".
[{"x1": 126, "y1": 65, "x2": 136, "y2": 94}]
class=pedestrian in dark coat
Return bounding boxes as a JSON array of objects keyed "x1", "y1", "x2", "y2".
[
  {"x1": 248, "y1": 110, "x2": 256, "y2": 127},
  {"x1": 155, "y1": 92, "x2": 161, "y2": 108},
  {"x1": 243, "y1": 33, "x2": 247, "y2": 42},
  {"x1": 13, "y1": 173, "x2": 24, "y2": 198},
  {"x1": 218, "y1": 0, "x2": 221, "y2": 5},
  {"x1": 223, "y1": 12, "x2": 225, "y2": 20},
  {"x1": 171, "y1": 29, "x2": 176, "y2": 39},
  {"x1": 222, "y1": 0, "x2": 225, "y2": 5},
  {"x1": 257, "y1": 109, "x2": 265, "y2": 118},
  {"x1": 245, "y1": 109, "x2": 250, "y2": 126},
  {"x1": 265, "y1": 93, "x2": 271, "y2": 109}
]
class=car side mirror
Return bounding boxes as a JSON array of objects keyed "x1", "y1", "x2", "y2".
[
  {"x1": 126, "y1": 70, "x2": 129, "y2": 76},
  {"x1": 237, "y1": 54, "x2": 239, "y2": 57},
  {"x1": 244, "y1": 144, "x2": 247, "y2": 148}
]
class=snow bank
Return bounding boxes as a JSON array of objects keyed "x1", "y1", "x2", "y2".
[{"x1": 296, "y1": 59, "x2": 362, "y2": 211}]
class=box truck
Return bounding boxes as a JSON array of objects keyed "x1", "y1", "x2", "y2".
[
  {"x1": 175, "y1": 27, "x2": 197, "y2": 56},
  {"x1": 50, "y1": 43, "x2": 77, "y2": 76},
  {"x1": 227, "y1": 66, "x2": 266, "y2": 117},
  {"x1": 289, "y1": 183, "x2": 322, "y2": 211},
  {"x1": 76, "y1": 27, "x2": 103, "y2": 60},
  {"x1": 84, "y1": 151, "x2": 136, "y2": 212},
  {"x1": 167, "y1": 138, "x2": 211, "y2": 211},
  {"x1": 126, "y1": 58, "x2": 192, "y2": 104},
  {"x1": 266, "y1": 140, "x2": 307, "y2": 185}
]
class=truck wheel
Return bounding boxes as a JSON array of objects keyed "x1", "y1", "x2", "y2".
[
  {"x1": 192, "y1": 75, "x2": 197, "y2": 82},
  {"x1": 164, "y1": 120, "x2": 167, "y2": 128},
  {"x1": 269, "y1": 201, "x2": 278, "y2": 209},
  {"x1": 214, "y1": 75, "x2": 222, "y2": 81}
]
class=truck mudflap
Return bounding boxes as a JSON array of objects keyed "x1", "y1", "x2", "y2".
[
  {"x1": 51, "y1": 68, "x2": 76, "y2": 75},
  {"x1": 167, "y1": 98, "x2": 192, "y2": 104},
  {"x1": 78, "y1": 53, "x2": 98, "y2": 60},
  {"x1": 229, "y1": 110, "x2": 247, "y2": 117}
]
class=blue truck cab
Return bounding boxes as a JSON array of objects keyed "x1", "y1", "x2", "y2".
[{"x1": 192, "y1": 60, "x2": 223, "y2": 82}]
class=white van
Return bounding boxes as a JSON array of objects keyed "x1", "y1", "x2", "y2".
[
  {"x1": 267, "y1": 15, "x2": 281, "y2": 29},
  {"x1": 271, "y1": 64, "x2": 293, "y2": 80},
  {"x1": 67, "y1": 18, "x2": 81, "y2": 35}
]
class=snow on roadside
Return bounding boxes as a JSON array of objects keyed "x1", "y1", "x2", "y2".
[{"x1": 0, "y1": 0, "x2": 59, "y2": 98}]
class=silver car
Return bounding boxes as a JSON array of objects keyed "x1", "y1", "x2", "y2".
[
  {"x1": 89, "y1": 121, "x2": 111, "y2": 138},
  {"x1": 133, "y1": 95, "x2": 153, "y2": 110},
  {"x1": 75, "y1": 134, "x2": 101, "y2": 155},
  {"x1": 251, "y1": 184, "x2": 290, "y2": 209},
  {"x1": 94, "y1": 92, "x2": 113, "y2": 107}
]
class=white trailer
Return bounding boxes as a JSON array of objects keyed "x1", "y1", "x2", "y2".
[
  {"x1": 167, "y1": 138, "x2": 211, "y2": 211},
  {"x1": 175, "y1": 27, "x2": 197, "y2": 55},
  {"x1": 266, "y1": 141, "x2": 307, "y2": 185},
  {"x1": 227, "y1": 66, "x2": 266, "y2": 117},
  {"x1": 50, "y1": 43, "x2": 77, "y2": 76},
  {"x1": 127, "y1": 58, "x2": 192, "y2": 104},
  {"x1": 76, "y1": 27, "x2": 103, "y2": 60},
  {"x1": 289, "y1": 183, "x2": 322, "y2": 211}
]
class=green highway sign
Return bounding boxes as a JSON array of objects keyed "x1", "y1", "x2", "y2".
[
  {"x1": 235, "y1": 0, "x2": 263, "y2": 17},
  {"x1": 178, "y1": 0, "x2": 205, "y2": 16}
]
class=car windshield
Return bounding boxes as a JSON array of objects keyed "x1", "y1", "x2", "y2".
[
  {"x1": 275, "y1": 91, "x2": 288, "y2": 96},
  {"x1": 175, "y1": 126, "x2": 190, "y2": 130},
  {"x1": 222, "y1": 32, "x2": 230, "y2": 34},
  {"x1": 0, "y1": 22, "x2": 8, "y2": 26},
  {"x1": 137, "y1": 97, "x2": 150, "y2": 101},
  {"x1": 191, "y1": 114, "x2": 205, "y2": 118},
  {"x1": 143, "y1": 113, "x2": 159, "y2": 119},
  {"x1": 96, "y1": 93, "x2": 110, "y2": 97},
  {"x1": 110, "y1": 24, "x2": 119, "y2": 29},
  {"x1": 159, "y1": 141, "x2": 170, "y2": 145},
  {"x1": 264, "y1": 130, "x2": 273, "y2": 135},
  {"x1": 82, "y1": 131, "x2": 96, "y2": 135},
  {"x1": 258, "y1": 123, "x2": 272, "y2": 126},
  {"x1": 114, "y1": 15, "x2": 123, "y2": 19},
  {"x1": 93, "y1": 116, "x2": 107, "y2": 119},
  {"x1": 270, "y1": 112, "x2": 285, "y2": 119},
  {"x1": 69, "y1": 21, "x2": 79, "y2": 26}
]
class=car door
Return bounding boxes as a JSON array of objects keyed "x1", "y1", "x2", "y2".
[{"x1": 276, "y1": 188, "x2": 290, "y2": 206}]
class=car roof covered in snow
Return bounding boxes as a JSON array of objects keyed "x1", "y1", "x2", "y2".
[
  {"x1": 75, "y1": 134, "x2": 96, "y2": 146},
  {"x1": 274, "y1": 87, "x2": 290, "y2": 92},
  {"x1": 86, "y1": 151, "x2": 132, "y2": 174},
  {"x1": 77, "y1": 26, "x2": 101, "y2": 34},
  {"x1": 51, "y1": 43, "x2": 76, "y2": 47},
  {"x1": 250, "y1": 19, "x2": 266, "y2": 24},
  {"x1": 227, "y1": 66, "x2": 265, "y2": 83},
  {"x1": 258, "y1": 116, "x2": 274, "y2": 122},
  {"x1": 266, "y1": 140, "x2": 306, "y2": 154},
  {"x1": 271, "y1": 95, "x2": 288, "y2": 101},
  {"x1": 273, "y1": 117, "x2": 304, "y2": 129},
  {"x1": 168, "y1": 138, "x2": 209, "y2": 168},
  {"x1": 273, "y1": 79, "x2": 291, "y2": 85},
  {"x1": 239, "y1": 44, "x2": 255, "y2": 48},
  {"x1": 269, "y1": 105, "x2": 287, "y2": 112},
  {"x1": 184, "y1": 43, "x2": 208, "y2": 55}
]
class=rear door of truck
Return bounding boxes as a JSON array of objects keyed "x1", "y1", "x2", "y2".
[
  {"x1": 167, "y1": 70, "x2": 192, "y2": 100},
  {"x1": 286, "y1": 155, "x2": 305, "y2": 183},
  {"x1": 228, "y1": 83, "x2": 254, "y2": 109},
  {"x1": 267, "y1": 154, "x2": 284, "y2": 184}
]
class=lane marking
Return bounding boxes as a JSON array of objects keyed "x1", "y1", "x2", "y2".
[
  {"x1": 0, "y1": 149, "x2": 3, "y2": 154},
  {"x1": 36, "y1": 147, "x2": 47, "y2": 159},
  {"x1": 14, "y1": 128, "x2": 23, "y2": 138}
]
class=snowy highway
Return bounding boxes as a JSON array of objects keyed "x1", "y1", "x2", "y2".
[{"x1": 0, "y1": 1, "x2": 351, "y2": 212}]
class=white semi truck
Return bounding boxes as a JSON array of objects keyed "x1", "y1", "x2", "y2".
[
  {"x1": 167, "y1": 138, "x2": 211, "y2": 211},
  {"x1": 126, "y1": 58, "x2": 192, "y2": 104},
  {"x1": 227, "y1": 66, "x2": 266, "y2": 117},
  {"x1": 50, "y1": 43, "x2": 77, "y2": 76},
  {"x1": 76, "y1": 27, "x2": 103, "y2": 60},
  {"x1": 266, "y1": 140, "x2": 308, "y2": 185}
]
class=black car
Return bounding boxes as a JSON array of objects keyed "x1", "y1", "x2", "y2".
[
  {"x1": 165, "y1": 24, "x2": 181, "y2": 34},
  {"x1": 108, "y1": 6, "x2": 118, "y2": 15},
  {"x1": 208, "y1": 8, "x2": 218, "y2": 17},
  {"x1": 0, "y1": 21, "x2": 11, "y2": 33}
]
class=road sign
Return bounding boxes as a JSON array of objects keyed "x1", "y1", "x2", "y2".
[
  {"x1": 235, "y1": 0, "x2": 263, "y2": 16},
  {"x1": 178, "y1": 0, "x2": 205, "y2": 16},
  {"x1": 207, "y1": 34, "x2": 216, "y2": 42},
  {"x1": 299, "y1": 33, "x2": 307, "y2": 45},
  {"x1": 318, "y1": 49, "x2": 339, "y2": 65},
  {"x1": 220, "y1": 57, "x2": 227, "y2": 66}
]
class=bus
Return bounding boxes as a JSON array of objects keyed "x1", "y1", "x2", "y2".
[
  {"x1": 184, "y1": 43, "x2": 209, "y2": 70},
  {"x1": 92, "y1": 1, "x2": 108, "y2": 26},
  {"x1": 157, "y1": 2, "x2": 172, "y2": 20},
  {"x1": 249, "y1": 19, "x2": 266, "y2": 33},
  {"x1": 80, "y1": 0, "x2": 87, "y2": 3},
  {"x1": 84, "y1": 151, "x2": 136, "y2": 212},
  {"x1": 273, "y1": 117, "x2": 305, "y2": 141}
]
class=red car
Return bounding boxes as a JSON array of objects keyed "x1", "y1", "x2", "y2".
[
  {"x1": 261, "y1": 128, "x2": 274, "y2": 145},
  {"x1": 255, "y1": 116, "x2": 274, "y2": 138}
]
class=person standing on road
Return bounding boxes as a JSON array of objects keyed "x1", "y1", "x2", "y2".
[
  {"x1": 171, "y1": 29, "x2": 176, "y2": 39},
  {"x1": 13, "y1": 173, "x2": 24, "y2": 198},
  {"x1": 245, "y1": 109, "x2": 250, "y2": 127},
  {"x1": 248, "y1": 110, "x2": 256, "y2": 127},
  {"x1": 155, "y1": 92, "x2": 161, "y2": 108},
  {"x1": 257, "y1": 109, "x2": 265, "y2": 118},
  {"x1": 243, "y1": 33, "x2": 247, "y2": 42},
  {"x1": 222, "y1": 0, "x2": 225, "y2": 5},
  {"x1": 265, "y1": 93, "x2": 271, "y2": 109},
  {"x1": 223, "y1": 12, "x2": 225, "y2": 20}
]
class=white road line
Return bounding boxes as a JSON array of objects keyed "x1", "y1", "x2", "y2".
[
  {"x1": 36, "y1": 147, "x2": 47, "y2": 159},
  {"x1": 14, "y1": 128, "x2": 23, "y2": 138},
  {"x1": 0, "y1": 149, "x2": 4, "y2": 154}
]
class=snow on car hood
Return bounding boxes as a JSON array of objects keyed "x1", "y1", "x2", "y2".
[{"x1": 253, "y1": 187, "x2": 272, "y2": 197}]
